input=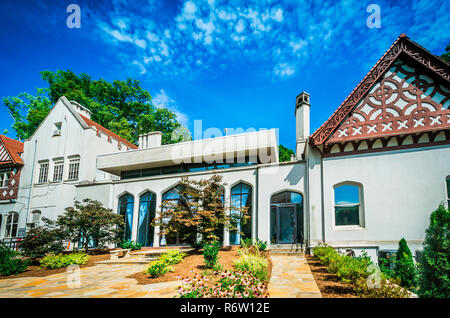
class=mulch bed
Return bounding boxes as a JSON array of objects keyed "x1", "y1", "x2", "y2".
[
  {"x1": 305, "y1": 254, "x2": 358, "y2": 298},
  {"x1": 0, "y1": 250, "x2": 110, "y2": 280},
  {"x1": 129, "y1": 246, "x2": 272, "y2": 287}
]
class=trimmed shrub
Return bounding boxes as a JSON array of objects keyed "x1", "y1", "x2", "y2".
[
  {"x1": 147, "y1": 260, "x2": 173, "y2": 277},
  {"x1": 120, "y1": 240, "x2": 142, "y2": 251},
  {"x1": 145, "y1": 249, "x2": 185, "y2": 277},
  {"x1": 394, "y1": 238, "x2": 417, "y2": 289},
  {"x1": 40, "y1": 252, "x2": 89, "y2": 269},
  {"x1": 418, "y1": 204, "x2": 450, "y2": 298},
  {"x1": 203, "y1": 241, "x2": 221, "y2": 268},
  {"x1": 356, "y1": 276, "x2": 411, "y2": 298},
  {"x1": 0, "y1": 243, "x2": 29, "y2": 276}
]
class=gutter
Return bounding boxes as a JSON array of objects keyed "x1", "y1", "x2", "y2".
[{"x1": 25, "y1": 139, "x2": 38, "y2": 228}]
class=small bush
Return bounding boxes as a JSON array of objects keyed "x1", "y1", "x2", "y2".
[
  {"x1": 145, "y1": 249, "x2": 185, "y2": 277},
  {"x1": 394, "y1": 238, "x2": 417, "y2": 289},
  {"x1": 203, "y1": 241, "x2": 221, "y2": 268},
  {"x1": 356, "y1": 276, "x2": 411, "y2": 298},
  {"x1": 240, "y1": 238, "x2": 253, "y2": 249},
  {"x1": 255, "y1": 239, "x2": 267, "y2": 252},
  {"x1": 146, "y1": 260, "x2": 173, "y2": 277},
  {"x1": 233, "y1": 253, "x2": 269, "y2": 282},
  {"x1": 120, "y1": 240, "x2": 142, "y2": 251},
  {"x1": 21, "y1": 219, "x2": 65, "y2": 260},
  {"x1": 159, "y1": 249, "x2": 186, "y2": 265},
  {"x1": 0, "y1": 243, "x2": 29, "y2": 276},
  {"x1": 40, "y1": 252, "x2": 89, "y2": 269}
]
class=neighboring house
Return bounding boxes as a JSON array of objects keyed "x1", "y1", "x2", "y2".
[
  {"x1": 0, "y1": 96, "x2": 136, "y2": 240},
  {"x1": 0, "y1": 135, "x2": 24, "y2": 239},
  {"x1": 2, "y1": 34, "x2": 449, "y2": 263}
]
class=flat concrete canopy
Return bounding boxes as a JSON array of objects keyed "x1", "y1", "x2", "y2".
[{"x1": 97, "y1": 129, "x2": 279, "y2": 176}]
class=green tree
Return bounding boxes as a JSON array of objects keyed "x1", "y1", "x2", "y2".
[
  {"x1": 153, "y1": 175, "x2": 247, "y2": 248},
  {"x1": 2, "y1": 89, "x2": 52, "y2": 140},
  {"x1": 279, "y1": 144, "x2": 295, "y2": 162},
  {"x1": 20, "y1": 217, "x2": 66, "y2": 260},
  {"x1": 418, "y1": 204, "x2": 450, "y2": 298},
  {"x1": 56, "y1": 199, "x2": 125, "y2": 253},
  {"x1": 3, "y1": 70, "x2": 187, "y2": 144},
  {"x1": 394, "y1": 238, "x2": 417, "y2": 289},
  {"x1": 440, "y1": 44, "x2": 450, "y2": 63}
]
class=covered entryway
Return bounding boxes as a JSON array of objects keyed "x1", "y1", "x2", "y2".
[{"x1": 270, "y1": 191, "x2": 303, "y2": 244}]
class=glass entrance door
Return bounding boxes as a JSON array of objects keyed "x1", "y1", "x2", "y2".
[{"x1": 278, "y1": 205, "x2": 297, "y2": 243}]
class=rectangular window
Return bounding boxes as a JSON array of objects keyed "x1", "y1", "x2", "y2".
[
  {"x1": 0, "y1": 172, "x2": 11, "y2": 188},
  {"x1": 68, "y1": 157, "x2": 80, "y2": 180},
  {"x1": 53, "y1": 160, "x2": 64, "y2": 182},
  {"x1": 334, "y1": 184, "x2": 361, "y2": 226},
  {"x1": 38, "y1": 162, "x2": 49, "y2": 184}
]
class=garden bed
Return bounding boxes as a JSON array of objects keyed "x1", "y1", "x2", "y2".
[
  {"x1": 0, "y1": 250, "x2": 110, "y2": 280},
  {"x1": 306, "y1": 254, "x2": 357, "y2": 298},
  {"x1": 128, "y1": 246, "x2": 242, "y2": 285}
]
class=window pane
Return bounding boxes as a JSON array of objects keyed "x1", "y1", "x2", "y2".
[
  {"x1": 335, "y1": 205, "x2": 359, "y2": 226},
  {"x1": 335, "y1": 185, "x2": 359, "y2": 205},
  {"x1": 446, "y1": 177, "x2": 450, "y2": 199}
]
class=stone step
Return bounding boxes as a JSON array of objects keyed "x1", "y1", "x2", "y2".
[
  {"x1": 95, "y1": 256, "x2": 159, "y2": 265},
  {"x1": 269, "y1": 251, "x2": 305, "y2": 256},
  {"x1": 131, "y1": 247, "x2": 193, "y2": 257}
]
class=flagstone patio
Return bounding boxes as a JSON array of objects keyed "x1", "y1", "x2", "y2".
[{"x1": 0, "y1": 263, "x2": 181, "y2": 298}]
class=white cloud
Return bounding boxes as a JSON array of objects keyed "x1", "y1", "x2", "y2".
[{"x1": 273, "y1": 63, "x2": 295, "y2": 78}]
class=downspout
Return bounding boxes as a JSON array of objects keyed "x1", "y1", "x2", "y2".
[
  {"x1": 255, "y1": 165, "x2": 259, "y2": 241},
  {"x1": 320, "y1": 154, "x2": 325, "y2": 243},
  {"x1": 305, "y1": 155, "x2": 310, "y2": 251},
  {"x1": 25, "y1": 139, "x2": 38, "y2": 227}
]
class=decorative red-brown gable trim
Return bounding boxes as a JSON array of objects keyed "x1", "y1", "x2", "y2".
[
  {"x1": 78, "y1": 114, "x2": 138, "y2": 150},
  {"x1": 310, "y1": 34, "x2": 450, "y2": 146},
  {"x1": 0, "y1": 135, "x2": 24, "y2": 166}
]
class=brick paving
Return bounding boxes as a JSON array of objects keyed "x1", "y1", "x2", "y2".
[
  {"x1": 0, "y1": 264, "x2": 181, "y2": 298},
  {"x1": 268, "y1": 255, "x2": 322, "y2": 298}
]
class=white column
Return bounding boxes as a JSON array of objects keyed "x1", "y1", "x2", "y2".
[
  {"x1": 223, "y1": 186, "x2": 230, "y2": 246},
  {"x1": 131, "y1": 195, "x2": 139, "y2": 242},
  {"x1": 153, "y1": 193, "x2": 162, "y2": 247}
]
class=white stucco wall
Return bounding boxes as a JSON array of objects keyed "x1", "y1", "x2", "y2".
[{"x1": 318, "y1": 145, "x2": 450, "y2": 255}]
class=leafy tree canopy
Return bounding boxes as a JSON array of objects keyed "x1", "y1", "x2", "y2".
[
  {"x1": 3, "y1": 70, "x2": 187, "y2": 144},
  {"x1": 279, "y1": 144, "x2": 295, "y2": 162},
  {"x1": 441, "y1": 44, "x2": 450, "y2": 63}
]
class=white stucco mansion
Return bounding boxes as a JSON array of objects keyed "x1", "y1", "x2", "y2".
[{"x1": 0, "y1": 35, "x2": 449, "y2": 262}]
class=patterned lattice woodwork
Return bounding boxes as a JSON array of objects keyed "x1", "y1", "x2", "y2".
[
  {"x1": 327, "y1": 58, "x2": 450, "y2": 144},
  {"x1": 311, "y1": 35, "x2": 450, "y2": 146},
  {"x1": 0, "y1": 167, "x2": 21, "y2": 200}
]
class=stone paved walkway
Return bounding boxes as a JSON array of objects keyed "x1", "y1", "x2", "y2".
[
  {"x1": 0, "y1": 264, "x2": 181, "y2": 298},
  {"x1": 268, "y1": 255, "x2": 322, "y2": 298}
]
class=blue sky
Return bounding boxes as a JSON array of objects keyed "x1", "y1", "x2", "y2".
[{"x1": 0, "y1": 0, "x2": 448, "y2": 150}]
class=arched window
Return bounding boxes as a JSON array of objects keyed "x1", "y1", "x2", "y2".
[
  {"x1": 161, "y1": 185, "x2": 193, "y2": 245},
  {"x1": 118, "y1": 193, "x2": 134, "y2": 241},
  {"x1": 31, "y1": 210, "x2": 41, "y2": 227},
  {"x1": 230, "y1": 183, "x2": 252, "y2": 245},
  {"x1": 138, "y1": 191, "x2": 156, "y2": 246},
  {"x1": 5, "y1": 212, "x2": 19, "y2": 238},
  {"x1": 270, "y1": 191, "x2": 303, "y2": 244},
  {"x1": 334, "y1": 183, "x2": 363, "y2": 226}
]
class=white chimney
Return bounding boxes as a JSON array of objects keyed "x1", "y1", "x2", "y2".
[
  {"x1": 138, "y1": 131, "x2": 162, "y2": 149},
  {"x1": 295, "y1": 92, "x2": 310, "y2": 159},
  {"x1": 71, "y1": 101, "x2": 92, "y2": 119}
]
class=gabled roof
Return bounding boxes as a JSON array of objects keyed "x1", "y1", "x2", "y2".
[
  {"x1": 78, "y1": 114, "x2": 138, "y2": 150},
  {"x1": 0, "y1": 135, "x2": 24, "y2": 165},
  {"x1": 310, "y1": 34, "x2": 450, "y2": 146}
]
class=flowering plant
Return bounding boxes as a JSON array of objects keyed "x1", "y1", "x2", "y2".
[{"x1": 177, "y1": 270, "x2": 268, "y2": 298}]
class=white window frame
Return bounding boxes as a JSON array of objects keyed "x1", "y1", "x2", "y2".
[
  {"x1": 31, "y1": 210, "x2": 41, "y2": 227},
  {"x1": 0, "y1": 171, "x2": 11, "y2": 188},
  {"x1": 68, "y1": 157, "x2": 80, "y2": 181},
  {"x1": 38, "y1": 161, "x2": 49, "y2": 184},
  {"x1": 53, "y1": 159, "x2": 64, "y2": 182},
  {"x1": 332, "y1": 182, "x2": 365, "y2": 230},
  {"x1": 5, "y1": 212, "x2": 19, "y2": 238}
]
